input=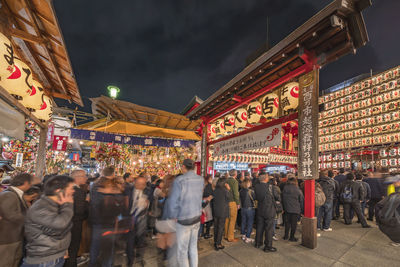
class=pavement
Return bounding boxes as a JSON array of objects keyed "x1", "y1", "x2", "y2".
[{"x1": 83, "y1": 218, "x2": 400, "y2": 267}]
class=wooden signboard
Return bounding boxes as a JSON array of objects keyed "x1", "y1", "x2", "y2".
[{"x1": 298, "y1": 69, "x2": 319, "y2": 180}]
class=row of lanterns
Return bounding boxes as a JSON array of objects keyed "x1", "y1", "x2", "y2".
[
  {"x1": 210, "y1": 153, "x2": 297, "y2": 164},
  {"x1": 319, "y1": 161, "x2": 351, "y2": 169},
  {"x1": 319, "y1": 66, "x2": 400, "y2": 105},
  {"x1": 0, "y1": 32, "x2": 52, "y2": 121},
  {"x1": 208, "y1": 81, "x2": 299, "y2": 139}
]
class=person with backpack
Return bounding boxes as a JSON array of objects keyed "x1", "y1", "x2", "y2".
[
  {"x1": 334, "y1": 168, "x2": 347, "y2": 219},
  {"x1": 239, "y1": 179, "x2": 256, "y2": 243},
  {"x1": 358, "y1": 173, "x2": 371, "y2": 217},
  {"x1": 340, "y1": 173, "x2": 371, "y2": 228},
  {"x1": 317, "y1": 170, "x2": 336, "y2": 231},
  {"x1": 375, "y1": 176, "x2": 400, "y2": 247},
  {"x1": 314, "y1": 182, "x2": 326, "y2": 219},
  {"x1": 281, "y1": 177, "x2": 304, "y2": 242}
]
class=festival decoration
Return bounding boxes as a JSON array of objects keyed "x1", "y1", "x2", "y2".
[
  {"x1": 208, "y1": 123, "x2": 216, "y2": 139},
  {"x1": 281, "y1": 82, "x2": 299, "y2": 115},
  {"x1": 0, "y1": 32, "x2": 14, "y2": 81},
  {"x1": 224, "y1": 114, "x2": 235, "y2": 133},
  {"x1": 261, "y1": 92, "x2": 279, "y2": 119},
  {"x1": 0, "y1": 58, "x2": 32, "y2": 100},
  {"x1": 32, "y1": 95, "x2": 53, "y2": 121},
  {"x1": 246, "y1": 100, "x2": 262, "y2": 124},
  {"x1": 19, "y1": 79, "x2": 45, "y2": 111},
  {"x1": 234, "y1": 108, "x2": 248, "y2": 128},
  {"x1": 215, "y1": 119, "x2": 225, "y2": 136}
]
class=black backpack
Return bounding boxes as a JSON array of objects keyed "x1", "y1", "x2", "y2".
[
  {"x1": 341, "y1": 184, "x2": 353, "y2": 203},
  {"x1": 375, "y1": 193, "x2": 400, "y2": 228}
]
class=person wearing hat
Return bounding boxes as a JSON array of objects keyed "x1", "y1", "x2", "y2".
[{"x1": 165, "y1": 159, "x2": 204, "y2": 267}]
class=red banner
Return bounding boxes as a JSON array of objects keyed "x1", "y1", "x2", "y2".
[{"x1": 52, "y1": 135, "x2": 68, "y2": 151}]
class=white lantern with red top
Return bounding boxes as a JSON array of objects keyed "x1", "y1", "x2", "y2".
[
  {"x1": 247, "y1": 100, "x2": 262, "y2": 124},
  {"x1": 234, "y1": 108, "x2": 248, "y2": 128},
  {"x1": 281, "y1": 82, "x2": 299, "y2": 115}
]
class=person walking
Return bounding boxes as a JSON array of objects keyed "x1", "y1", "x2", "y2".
[
  {"x1": 0, "y1": 173, "x2": 33, "y2": 267},
  {"x1": 281, "y1": 177, "x2": 304, "y2": 242},
  {"x1": 340, "y1": 173, "x2": 371, "y2": 228},
  {"x1": 358, "y1": 173, "x2": 371, "y2": 218},
  {"x1": 21, "y1": 175, "x2": 75, "y2": 267},
  {"x1": 212, "y1": 178, "x2": 230, "y2": 251},
  {"x1": 254, "y1": 171, "x2": 280, "y2": 252},
  {"x1": 64, "y1": 169, "x2": 89, "y2": 267},
  {"x1": 239, "y1": 179, "x2": 256, "y2": 243},
  {"x1": 224, "y1": 169, "x2": 240, "y2": 242},
  {"x1": 317, "y1": 170, "x2": 336, "y2": 231},
  {"x1": 166, "y1": 159, "x2": 204, "y2": 267}
]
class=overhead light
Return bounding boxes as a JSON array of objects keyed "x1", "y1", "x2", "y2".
[
  {"x1": 133, "y1": 162, "x2": 137, "y2": 165},
  {"x1": 157, "y1": 162, "x2": 160, "y2": 165},
  {"x1": 139, "y1": 159, "x2": 142, "y2": 163},
  {"x1": 66, "y1": 159, "x2": 70, "y2": 163},
  {"x1": 1, "y1": 136, "x2": 9, "y2": 142},
  {"x1": 168, "y1": 165, "x2": 171, "y2": 168},
  {"x1": 79, "y1": 141, "x2": 84, "y2": 145},
  {"x1": 68, "y1": 139, "x2": 73, "y2": 143},
  {"x1": 107, "y1": 85, "x2": 120, "y2": 99}
]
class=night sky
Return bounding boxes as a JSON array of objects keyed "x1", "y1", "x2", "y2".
[{"x1": 54, "y1": 0, "x2": 400, "y2": 114}]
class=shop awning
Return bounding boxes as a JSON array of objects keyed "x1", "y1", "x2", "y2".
[
  {"x1": 0, "y1": 97, "x2": 24, "y2": 140},
  {"x1": 77, "y1": 118, "x2": 201, "y2": 141}
]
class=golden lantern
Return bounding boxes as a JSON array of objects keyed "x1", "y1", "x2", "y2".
[
  {"x1": 215, "y1": 119, "x2": 225, "y2": 136},
  {"x1": 0, "y1": 32, "x2": 14, "y2": 82},
  {"x1": 261, "y1": 92, "x2": 279, "y2": 119},
  {"x1": 32, "y1": 95, "x2": 53, "y2": 121},
  {"x1": 281, "y1": 82, "x2": 299, "y2": 115},
  {"x1": 19, "y1": 79, "x2": 44, "y2": 111},
  {"x1": 247, "y1": 100, "x2": 262, "y2": 124},
  {"x1": 224, "y1": 114, "x2": 235, "y2": 133},
  {"x1": 234, "y1": 108, "x2": 248, "y2": 128},
  {"x1": 0, "y1": 58, "x2": 32, "y2": 100},
  {"x1": 208, "y1": 124, "x2": 216, "y2": 139}
]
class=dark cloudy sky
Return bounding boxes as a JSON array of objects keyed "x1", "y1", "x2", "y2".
[{"x1": 54, "y1": 0, "x2": 400, "y2": 114}]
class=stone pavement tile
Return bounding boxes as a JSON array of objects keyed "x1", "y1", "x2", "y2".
[
  {"x1": 311, "y1": 235, "x2": 353, "y2": 261},
  {"x1": 331, "y1": 261, "x2": 356, "y2": 267},
  {"x1": 339, "y1": 239, "x2": 400, "y2": 267},
  {"x1": 199, "y1": 249, "x2": 244, "y2": 267},
  {"x1": 361, "y1": 227, "x2": 393, "y2": 245}
]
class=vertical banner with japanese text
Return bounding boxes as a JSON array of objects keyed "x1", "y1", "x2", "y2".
[
  {"x1": 298, "y1": 69, "x2": 319, "y2": 180},
  {"x1": 201, "y1": 126, "x2": 208, "y2": 177}
]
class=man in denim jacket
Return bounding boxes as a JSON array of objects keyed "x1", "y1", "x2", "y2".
[{"x1": 166, "y1": 159, "x2": 204, "y2": 267}]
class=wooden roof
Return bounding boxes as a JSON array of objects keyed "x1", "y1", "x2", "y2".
[
  {"x1": 0, "y1": 0, "x2": 83, "y2": 106},
  {"x1": 187, "y1": 0, "x2": 371, "y2": 121},
  {"x1": 91, "y1": 95, "x2": 202, "y2": 132}
]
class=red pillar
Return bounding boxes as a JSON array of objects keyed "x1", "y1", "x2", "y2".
[{"x1": 304, "y1": 179, "x2": 315, "y2": 218}]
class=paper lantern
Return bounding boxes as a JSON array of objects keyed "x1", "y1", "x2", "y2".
[
  {"x1": 32, "y1": 95, "x2": 53, "y2": 121},
  {"x1": 215, "y1": 119, "x2": 225, "y2": 135},
  {"x1": 0, "y1": 32, "x2": 14, "y2": 81},
  {"x1": 234, "y1": 108, "x2": 248, "y2": 128},
  {"x1": 247, "y1": 101, "x2": 262, "y2": 124},
  {"x1": 208, "y1": 124, "x2": 216, "y2": 139},
  {"x1": 261, "y1": 92, "x2": 279, "y2": 119},
  {"x1": 19, "y1": 79, "x2": 44, "y2": 111},
  {"x1": 224, "y1": 114, "x2": 235, "y2": 133},
  {"x1": 281, "y1": 82, "x2": 299, "y2": 114},
  {"x1": 0, "y1": 58, "x2": 32, "y2": 100}
]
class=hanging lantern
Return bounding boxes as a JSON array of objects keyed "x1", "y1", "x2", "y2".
[
  {"x1": 224, "y1": 114, "x2": 235, "y2": 133},
  {"x1": 261, "y1": 92, "x2": 279, "y2": 119},
  {"x1": 0, "y1": 58, "x2": 32, "y2": 100},
  {"x1": 234, "y1": 108, "x2": 248, "y2": 128},
  {"x1": 247, "y1": 100, "x2": 262, "y2": 124},
  {"x1": 19, "y1": 79, "x2": 44, "y2": 111},
  {"x1": 281, "y1": 82, "x2": 299, "y2": 115},
  {"x1": 0, "y1": 32, "x2": 14, "y2": 82},
  {"x1": 32, "y1": 95, "x2": 53, "y2": 121},
  {"x1": 208, "y1": 124, "x2": 216, "y2": 139},
  {"x1": 215, "y1": 119, "x2": 225, "y2": 136}
]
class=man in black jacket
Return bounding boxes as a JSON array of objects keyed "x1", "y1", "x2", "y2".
[
  {"x1": 317, "y1": 171, "x2": 336, "y2": 231},
  {"x1": 65, "y1": 170, "x2": 88, "y2": 267},
  {"x1": 334, "y1": 168, "x2": 346, "y2": 219},
  {"x1": 340, "y1": 173, "x2": 371, "y2": 228},
  {"x1": 254, "y1": 171, "x2": 280, "y2": 252},
  {"x1": 364, "y1": 172, "x2": 385, "y2": 221}
]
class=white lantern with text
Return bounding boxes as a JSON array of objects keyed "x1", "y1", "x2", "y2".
[
  {"x1": 33, "y1": 95, "x2": 53, "y2": 121},
  {"x1": 0, "y1": 32, "x2": 14, "y2": 81},
  {"x1": 208, "y1": 124, "x2": 216, "y2": 139},
  {"x1": 234, "y1": 108, "x2": 248, "y2": 128},
  {"x1": 19, "y1": 79, "x2": 44, "y2": 111},
  {"x1": 215, "y1": 119, "x2": 225, "y2": 136},
  {"x1": 281, "y1": 82, "x2": 299, "y2": 115},
  {"x1": 261, "y1": 92, "x2": 279, "y2": 119},
  {"x1": 224, "y1": 114, "x2": 235, "y2": 133},
  {"x1": 247, "y1": 100, "x2": 262, "y2": 124},
  {"x1": 0, "y1": 58, "x2": 32, "y2": 100}
]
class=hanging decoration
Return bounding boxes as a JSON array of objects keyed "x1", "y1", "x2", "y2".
[
  {"x1": 246, "y1": 100, "x2": 262, "y2": 124},
  {"x1": 224, "y1": 114, "x2": 235, "y2": 133},
  {"x1": 32, "y1": 95, "x2": 53, "y2": 122},
  {"x1": 234, "y1": 108, "x2": 248, "y2": 128},
  {"x1": 261, "y1": 92, "x2": 279, "y2": 119},
  {"x1": 19, "y1": 79, "x2": 44, "y2": 112},
  {"x1": 0, "y1": 58, "x2": 32, "y2": 100},
  {"x1": 0, "y1": 32, "x2": 14, "y2": 81},
  {"x1": 281, "y1": 82, "x2": 299, "y2": 115}
]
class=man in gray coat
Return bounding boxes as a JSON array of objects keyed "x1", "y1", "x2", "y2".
[
  {"x1": 0, "y1": 173, "x2": 33, "y2": 267},
  {"x1": 21, "y1": 175, "x2": 75, "y2": 267}
]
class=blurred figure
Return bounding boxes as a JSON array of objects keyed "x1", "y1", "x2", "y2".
[
  {"x1": 328, "y1": 170, "x2": 340, "y2": 220},
  {"x1": 251, "y1": 172, "x2": 259, "y2": 188},
  {"x1": 212, "y1": 178, "x2": 230, "y2": 250},
  {"x1": 127, "y1": 176, "x2": 149, "y2": 267},
  {"x1": 254, "y1": 171, "x2": 280, "y2": 252},
  {"x1": 281, "y1": 177, "x2": 303, "y2": 241},
  {"x1": 239, "y1": 179, "x2": 256, "y2": 243},
  {"x1": 357, "y1": 173, "x2": 371, "y2": 218},
  {"x1": 0, "y1": 173, "x2": 33, "y2": 267},
  {"x1": 340, "y1": 173, "x2": 370, "y2": 228},
  {"x1": 65, "y1": 169, "x2": 89, "y2": 267},
  {"x1": 225, "y1": 169, "x2": 240, "y2": 242},
  {"x1": 365, "y1": 172, "x2": 385, "y2": 221},
  {"x1": 317, "y1": 170, "x2": 336, "y2": 231},
  {"x1": 23, "y1": 186, "x2": 41, "y2": 207},
  {"x1": 22, "y1": 175, "x2": 74, "y2": 267},
  {"x1": 123, "y1": 173, "x2": 134, "y2": 185},
  {"x1": 166, "y1": 159, "x2": 204, "y2": 267},
  {"x1": 89, "y1": 166, "x2": 128, "y2": 267},
  {"x1": 199, "y1": 175, "x2": 213, "y2": 240},
  {"x1": 334, "y1": 168, "x2": 347, "y2": 219}
]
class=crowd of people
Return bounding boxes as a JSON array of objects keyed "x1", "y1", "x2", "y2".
[{"x1": 0, "y1": 162, "x2": 399, "y2": 267}]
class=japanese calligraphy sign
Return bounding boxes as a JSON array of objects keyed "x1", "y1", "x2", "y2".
[
  {"x1": 298, "y1": 69, "x2": 319, "y2": 180},
  {"x1": 247, "y1": 100, "x2": 262, "y2": 124},
  {"x1": 213, "y1": 124, "x2": 282, "y2": 156},
  {"x1": 261, "y1": 92, "x2": 279, "y2": 119},
  {"x1": 52, "y1": 135, "x2": 68, "y2": 151},
  {"x1": 234, "y1": 108, "x2": 248, "y2": 128},
  {"x1": 224, "y1": 114, "x2": 235, "y2": 133},
  {"x1": 281, "y1": 82, "x2": 299, "y2": 115},
  {"x1": 0, "y1": 32, "x2": 14, "y2": 81}
]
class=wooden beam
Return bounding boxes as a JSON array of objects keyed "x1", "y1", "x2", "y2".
[{"x1": 10, "y1": 28, "x2": 45, "y2": 44}]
